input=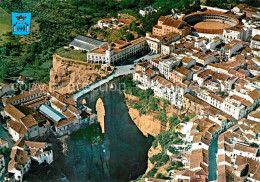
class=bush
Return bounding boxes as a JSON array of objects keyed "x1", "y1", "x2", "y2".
[
  {"x1": 156, "y1": 110, "x2": 167, "y2": 123},
  {"x1": 156, "y1": 173, "x2": 166, "y2": 179},
  {"x1": 169, "y1": 115, "x2": 180, "y2": 126},
  {"x1": 168, "y1": 146, "x2": 178, "y2": 154},
  {"x1": 250, "y1": 143, "x2": 259, "y2": 148},
  {"x1": 152, "y1": 140, "x2": 158, "y2": 149},
  {"x1": 0, "y1": 147, "x2": 11, "y2": 156},
  {"x1": 95, "y1": 65, "x2": 101, "y2": 70},
  {"x1": 156, "y1": 130, "x2": 178, "y2": 148},
  {"x1": 183, "y1": 116, "x2": 190, "y2": 122},
  {"x1": 146, "y1": 167, "x2": 157, "y2": 177},
  {"x1": 166, "y1": 161, "x2": 184, "y2": 171},
  {"x1": 150, "y1": 153, "x2": 169, "y2": 167}
]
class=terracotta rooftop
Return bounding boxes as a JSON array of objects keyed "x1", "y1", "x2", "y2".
[
  {"x1": 152, "y1": 75, "x2": 173, "y2": 88},
  {"x1": 159, "y1": 16, "x2": 183, "y2": 28},
  {"x1": 174, "y1": 67, "x2": 191, "y2": 76},
  {"x1": 5, "y1": 89, "x2": 42, "y2": 105},
  {"x1": 54, "y1": 116, "x2": 78, "y2": 128},
  {"x1": 224, "y1": 39, "x2": 242, "y2": 49},
  {"x1": 0, "y1": 139, "x2": 8, "y2": 146},
  {"x1": 4, "y1": 104, "x2": 25, "y2": 122},
  {"x1": 25, "y1": 140, "x2": 46, "y2": 149},
  {"x1": 252, "y1": 34, "x2": 260, "y2": 41},
  {"x1": 20, "y1": 114, "x2": 38, "y2": 128},
  {"x1": 234, "y1": 143, "x2": 258, "y2": 154},
  {"x1": 90, "y1": 37, "x2": 146, "y2": 54},
  {"x1": 248, "y1": 110, "x2": 260, "y2": 119},
  {"x1": 8, "y1": 120, "x2": 27, "y2": 135},
  {"x1": 248, "y1": 89, "x2": 260, "y2": 101},
  {"x1": 236, "y1": 4, "x2": 247, "y2": 9},
  {"x1": 182, "y1": 56, "x2": 193, "y2": 63}
]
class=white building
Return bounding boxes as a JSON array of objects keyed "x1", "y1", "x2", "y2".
[
  {"x1": 6, "y1": 139, "x2": 53, "y2": 182},
  {"x1": 0, "y1": 139, "x2": 8, "y2": 149},
  {"x1": 232, "y1": 4, "x2": 247, "y2": 13},
  {"x1": 146, "y1": 32, "x2": 180, "y2": 54},
  {"x1": 223, "y1": 27, "x2": 244, "y2": 43},
  {"x1": 251, "y1": 34, "x2": 260, "y2": 50},
  {"x1": 158, "y1": 57, "x2": 180, "y2": 80},
  {"x1": 133, "y1": 69, "x2": 156, "y2": 90},
  {"x1": 87, "y1": 37, "x2": 148, "y2": 65},
  {"x1": 191, "y1": 52, "x2": 217, "y2": 66},
  {"x1": 151, "y1": 75, "x2": 185, "y2": 108},
  {"x1": 161, "y1": 43, "x2": 175, "y2": 55},
  {"x1": 247, "y1": 108, "x2": 260, "y2": 122},
  {"x1": 97, "y1": 18, "x2": 112, "y2": 28},
  {"x1": 223, "y1": 40, "x2": 243, "y2": 58},
  {"x1": 139, "y1": 7, "x2": 157, "y2": 17}
]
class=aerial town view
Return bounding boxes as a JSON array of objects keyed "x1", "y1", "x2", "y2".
[{"x1": 0, "y1": 0, "x2": 259, "y2": 181}]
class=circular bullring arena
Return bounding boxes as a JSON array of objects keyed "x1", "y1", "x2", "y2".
[{"x1": 183, "y1": 11, "x2": 239, "y2": 36}]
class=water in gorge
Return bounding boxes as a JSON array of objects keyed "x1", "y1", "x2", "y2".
[
  {"x1": 23, "y1": 77, "x2": 154, "y2": 182},
  {"x1": 78, "y1": 78, "x2": 154, "y2": 181}
]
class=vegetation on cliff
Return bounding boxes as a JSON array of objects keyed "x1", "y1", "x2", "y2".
[
  {"x1": 122, "y1": 77, "x2": 173, "y2": 122},
  {"x1": 145, "y1": 129, "x2": 185, "y2": 178}
]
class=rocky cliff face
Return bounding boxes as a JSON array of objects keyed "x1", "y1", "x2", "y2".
[
  {"x1": 127, "y1": 106, "x2": 170, "y2": 137},
  {"x1": 96, "y1": 98, "x2": 105, "y2": 134},
  {"x1": 49, "y1": 54, "x2": 113, "y2": 94},
  {"x1": 125, "y1": 93, "x2": 171, "y2": 137}
]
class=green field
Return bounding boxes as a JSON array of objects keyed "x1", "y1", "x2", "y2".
[
  {"x1": 0, "y1": 7, "x2": 11, "y2": 45},
  {"x1": 0, "y1": 7, "x2": 11, "y2": 35}
]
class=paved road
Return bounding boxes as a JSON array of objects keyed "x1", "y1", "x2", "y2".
[{"x1": 72, "y1": 54, "x2": 162, "y2": 101}]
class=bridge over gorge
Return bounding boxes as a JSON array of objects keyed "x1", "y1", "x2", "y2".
[
  {"x1": 72, "y1": 53, "x2": 162, "y2": 107},
  {"x1": 72, "y1": 64, "x2": 135, "y2": 107}
]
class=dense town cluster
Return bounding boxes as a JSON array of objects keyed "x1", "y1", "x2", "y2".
[
  {"x1": 0, "y1": 2, "x2": 259, "y2": 182},
  {"x1": 0, "y1": 88, "x2": 97, "y2": 181},
  {"x1": 134, "y1": 4, "x2": 260, "y2": 182}
]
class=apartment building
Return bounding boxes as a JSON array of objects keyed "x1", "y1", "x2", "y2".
[{"x1": 87, "y1": 37, "x2": 148, "y2": 65}]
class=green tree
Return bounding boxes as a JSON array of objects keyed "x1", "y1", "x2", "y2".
[{"x1": 125, "y1": 32, "x2": 135, "y2": 42}]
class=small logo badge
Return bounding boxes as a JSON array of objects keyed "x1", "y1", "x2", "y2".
[{"x1": 12, "y1": 12, "x2": 31, "y2": 35}]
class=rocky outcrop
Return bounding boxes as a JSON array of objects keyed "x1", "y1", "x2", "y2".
[
  {"x1": 127, "y1": 106, "x2": 169, "y2": 137},
  {"x1": 125, "y1": 94, "x2": 171, "y2": 137},
  {"x1": 49, "y1": 54, "x2": 114, "y2": 94},
  {"x1": 96, "y1": 98, "x2": 105, "y2": 134}
]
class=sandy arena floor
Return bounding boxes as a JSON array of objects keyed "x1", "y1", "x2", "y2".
[{"x1": 194, "y1": 21, "x2": 231, "y2": 29}]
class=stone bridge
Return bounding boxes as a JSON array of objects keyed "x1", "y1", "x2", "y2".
[{"x1": 72, "y1": 64, "x2": 135, "y2": 108}]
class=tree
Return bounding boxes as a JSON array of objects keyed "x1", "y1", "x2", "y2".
[
  {"x1": 183, "y1": 116, "x2": 190, "y2": 122},
  {"x1": 156, "y1": 173, "x2": 166, "y2": 179},
  {"x1": 147, "y1": 167, "x2": 157, "y2": 177},
  {"x1": 125, "y1": 32, "x2": 134, "y2": 42},
  {"x1": 250, "y1": 143, "x2": 259, "y2": 148}
]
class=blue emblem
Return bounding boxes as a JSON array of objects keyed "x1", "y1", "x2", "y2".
[{"x1": 11, "y1": 12, "x2": 31, "y2": 35}]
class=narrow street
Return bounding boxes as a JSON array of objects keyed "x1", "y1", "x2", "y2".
[{"x1": 208, "y1": 137, "x2": 218, "y2": 181}]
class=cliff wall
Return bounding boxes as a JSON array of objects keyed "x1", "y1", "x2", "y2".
[
  {"x1": 124, "y1": 93, "x2": 171, "y2": 137},
  {"x1": 49, "y1": 54, "x2": 113, "y2": 94}
]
